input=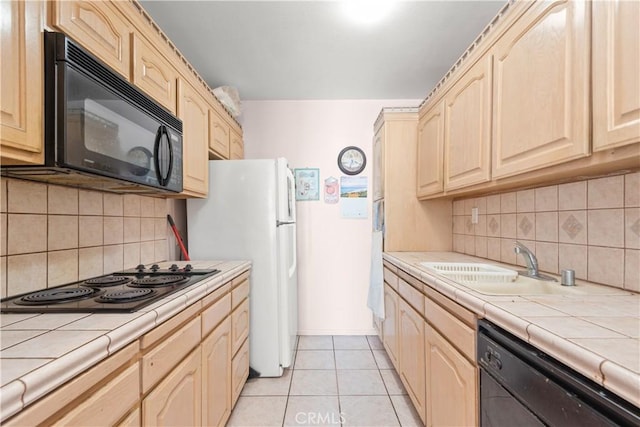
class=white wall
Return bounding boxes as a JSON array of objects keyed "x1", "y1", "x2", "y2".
[{"x1": 242, "y1": 99, "x2": 419, "y2": 335}]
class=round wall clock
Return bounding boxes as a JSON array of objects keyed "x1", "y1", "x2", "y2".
[{"x1": 337, "y1": 146, "x2": 366, "y2": 175}]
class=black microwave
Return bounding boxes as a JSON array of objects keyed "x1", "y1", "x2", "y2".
[{"x1": 1, "y1": 31, "x2": 183, "y2": 194}]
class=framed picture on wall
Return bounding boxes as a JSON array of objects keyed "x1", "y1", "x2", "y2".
[{"x1": 294, "y1": 168, "x2": 320, "y2": 201}]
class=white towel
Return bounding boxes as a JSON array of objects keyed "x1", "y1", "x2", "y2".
[{"x1": 367, "y1": 230, "x2": 385, "y2": 319}]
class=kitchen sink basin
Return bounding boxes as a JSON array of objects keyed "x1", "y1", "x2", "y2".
[{"x1": 451, "y1": 275, "x2": 631, "y2": 296}]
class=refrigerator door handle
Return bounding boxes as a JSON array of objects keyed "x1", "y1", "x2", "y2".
[{"x1": 276, "y1": 220, "x2": 295, "y2": 227}]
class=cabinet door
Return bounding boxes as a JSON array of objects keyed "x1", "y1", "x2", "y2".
[
  {"x1": 425, "y1": 323, "x2": 477, "y2": 427},
  {"x1": 178, "y1": 79, "x2": 209, "y2": 197},
  {"x1": 592, "y1": 0, "x2": 640, "y2": 150},
  {"x1": 202, "y1": 317, "x2": 232, "y2": 427},
  {"x1": 231, "y1": 298, "x2": 250, "y2": 355},
  {"x1": 444, "y1": 56, "x2": 492, "y2": 190},
  {"x1": 399, "y1": 298, "x2": 426, "y2": 424},
  {"x1": 382, "y1": 284, "x2": 399, "y2": 370},
  {"x1": 51, "y1": 0, "x2": 130, "y2": 78},
  {"x1": 372, "y1": 125, "x2": 384, "y2": 201},
  {"x1": 417, "y1": 102, "x2": 445, "y2": 197},
  {"x1": 0, "y1": 0, "x2": 44, "y2": 165},
  {"x1": 492, "y1": 0, "x2": 590, "y2": 179},
  {"x1": 143, "y1": 349, "x2": 202, "y2": 426},
  {"x1": 230, "y1": 129, "x2": 244, "y2": 160},
  {"x1": 132, "y1": 33, "x2": 177, "y2": 114},
  {"x1": 231, "y1": 338, "x2": 249, "y2": 408},
  {"x1": 209, "y1": 109, "x2": 230, "y2": 159}
]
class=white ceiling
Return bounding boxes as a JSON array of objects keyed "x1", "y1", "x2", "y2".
[{"x1": 139, "y1": 0, "x2": 506, "y2": 101}]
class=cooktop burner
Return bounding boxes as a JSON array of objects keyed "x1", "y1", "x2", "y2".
[
  {"x1": 1, "y1": 265, "x2": 221, "y2": 313},
  {"x1": 84, "y1": 276, "x2": 132, "y2": 287},
  {"x1": 15, "y1": 287, "x2": 101, "y2": 306},
  {"x1": 129, "y1": 275, "x2": 189, "y2": 288},
  {"x1": 97, "y1": 288, "x2": 156, "y2": 303}
]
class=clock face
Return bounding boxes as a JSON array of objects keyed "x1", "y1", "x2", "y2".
[{"x1": 338, "y1": 146, "x2": 366, "y2": 175}]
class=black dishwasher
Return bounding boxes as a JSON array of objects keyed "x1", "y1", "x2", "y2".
[{"x1": 478, "y1": 320, "x2": 640, "y2": 427}]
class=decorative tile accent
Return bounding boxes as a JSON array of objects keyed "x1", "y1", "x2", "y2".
[
  {"x1": 488, "y1": 216, "x2": 500, "y2": 237},
  {"x1": 561, "y1": 213, "x2": 584, "y2": 241},
  {"x1": 517, "y1": 214, "x2": 534, "y2": 239},
  {"x1": 625, "y1": 208, "x2": 640, "y2": 249},
  {"x1": 465, "y1": 218, "x2": 473, "y2": 234}
]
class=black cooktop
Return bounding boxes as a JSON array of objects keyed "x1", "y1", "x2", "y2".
[{"x1": 0, "y1": 264, "x2": 220, "y2": 313}]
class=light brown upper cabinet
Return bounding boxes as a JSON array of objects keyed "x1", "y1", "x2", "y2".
[
  {"x1": 209, "y1": 108, "x2": 230, "y2": 159},
  {"x1": 491, "y1": 0, "x2": 590, "y2": 179},
  {"x1": 416, "y1": 101, "x2": 445, "y2": 197},
  {"x1": 444, "y1": 56, "x2": 492, "y2": 190},
  {"x1": 592, "y1": 0, "x2": 640, "y2": 151},
  {"x1": 230, "y1": 128, "x2": 244, "y2": 160},
  {"x1": 1, "y1": 0, "x2": 44, "y2": 165},
  {"x1": 132, "y1": 33, "x2": 177, "y2": 114},
  {"x1": 178, "y1": 79, "x2": 209, "y2": 197},
  {"x1": 51, "y1": 0, "x2": 131, "y2": 79}
]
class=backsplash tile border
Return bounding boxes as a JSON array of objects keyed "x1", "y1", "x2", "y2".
[
  {"x1": 0, "y1": 178, "x2": 171, "y2": 298},
  {"x1": 452, "y1": 171, "x2": 640, "y2": 291}
]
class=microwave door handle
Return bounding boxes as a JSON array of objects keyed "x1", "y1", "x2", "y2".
[{"x1": 154, "y1": 125, "x2": 173, "y2": 186}]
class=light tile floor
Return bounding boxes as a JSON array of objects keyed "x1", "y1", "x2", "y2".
[{"x1": 227, "y1": 335, "x2": 423, "y2": 426}]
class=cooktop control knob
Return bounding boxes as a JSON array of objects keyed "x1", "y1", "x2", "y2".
[
  {"x1": 184, "y1": 264, "x2": 193, "y2": 272},
  {"x1": 169, "y1": 264, "x2": 179, "y2": 272},
  {"x1": 150, "y1": 264, "x2": 160, "y2": 272}
]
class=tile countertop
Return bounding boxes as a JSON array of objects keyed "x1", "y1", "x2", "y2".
[
  {"x1": 383, "y1": 251, "x2": 640, "y2": 409},
  {"x1": 0, "y1": 260, "x2": 251, "y2": 421}
]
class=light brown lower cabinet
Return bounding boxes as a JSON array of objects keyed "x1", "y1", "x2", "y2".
[
  {"x1": 142, "y1": 349, "x2": 202, "y2": 426},
  {"x1": 425, "y1": 323, "x2": 478, "y2": 427},
  {"x1": 202, "y1": 317, "x2": 232, "y2": 426},
  {"x1": 382, "y1": 283, "x2": 400, "y2": 370},
  {"x1": 398, "y1": 298, "x2": 426, "y2": 424},
  {"x1": 117, "y1": 408, "x2": 141, "y2": 427}
]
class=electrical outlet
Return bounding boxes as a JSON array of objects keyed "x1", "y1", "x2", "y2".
[{"x1": 471, "y1": 207, "x2": 479, "y2": 224}]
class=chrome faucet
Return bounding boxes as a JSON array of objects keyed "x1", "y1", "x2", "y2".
[{"x1": 514, "y1": 241, "x2": 557, "y2": 281}]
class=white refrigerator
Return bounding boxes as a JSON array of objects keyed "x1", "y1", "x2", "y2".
[{"x1": 186, "y1": 158, "x2": 297, "y2": 377}]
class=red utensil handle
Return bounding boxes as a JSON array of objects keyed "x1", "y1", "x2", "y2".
[{"x1": 167, "y1": 215, "x2": 190, "y2": 261}]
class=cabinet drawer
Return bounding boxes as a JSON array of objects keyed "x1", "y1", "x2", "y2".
[
  {"x1": 202, "y1": 293, "x2": 231, "y2": 337},
  {"x1": 383, "y1": 267, "x2": 399, "y2": 290},
  {"x1": 231, "y1": 338, "x2": 249, "y2": 408},
  {"x1": 232, "y1": 279, "x2": 249, "y2": 309},
  {"x1": 425, "y1": 297, "x2": 475, "y2": 362},
  {"x1": 142, "y1": 317, "x2": 202, "y2": 393},
  {"x1": 51, "y1": 0, "x2": 131, "y2": 78},
  {"x1": 56, "y1": 363, "x2": 140, "y2": 426},
  {"x1": 140, "y1": 302, "x2": 201, "y2": 350},
  {"x1": 231, "y1": 298, "x2": 250, "y2": 355},
  {"x1": 232, "y1": 271, "x2": 250, "y2": 287},
  {"x1": 399, "y1": 279, "x2": 424, "y2": 314}
]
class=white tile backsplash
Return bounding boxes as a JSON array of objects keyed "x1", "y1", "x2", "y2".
[{"x1": 0, "y1": 179, "x2": 171, "y2": 298}]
